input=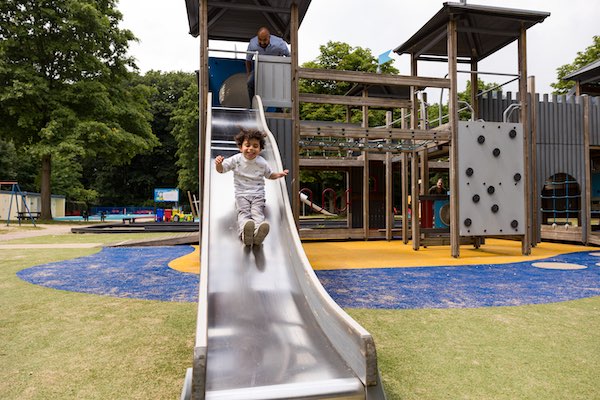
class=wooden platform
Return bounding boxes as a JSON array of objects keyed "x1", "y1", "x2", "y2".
[{"x1": 540, "y1": 224, "x2": 583, "y2": 243}]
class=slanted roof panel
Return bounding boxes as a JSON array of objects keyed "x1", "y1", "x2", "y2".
[
  {"x1": 563, "y1": 59, "x2": 600, "y2": 85},
  {"x1": 185, "y1": 0, "x2": 312, "y2": 43},
  {"x1": 393, "y1": 2, "x2": 550, "y2": 61}
]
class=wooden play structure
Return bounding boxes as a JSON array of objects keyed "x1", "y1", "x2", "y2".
[{"x1": 187, "y1": 0, "x2": 572, "y2": 257}]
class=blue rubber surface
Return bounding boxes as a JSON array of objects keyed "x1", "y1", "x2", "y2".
[
  {"x1": 16, "y1": 247, "x2": 600, "y2": 308},
  {"x1": 17, "y1": 246, "x2": 198, "y2": 302},
  {"x1": 316, "y1": 251, "x2": 600, "y2": 309}
]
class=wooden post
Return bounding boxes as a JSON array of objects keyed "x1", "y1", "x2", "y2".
[
  {"x1": 518, "y1": 25, "x2": 531, "y2": 255},
  {"x1": 385, "y1": 111, "x2": 393, "y2": 241},
  {"x1": 193, "y1": 2, "x2": 208, "y2": 399},
  {"x1": 410, "y1": 55, "x2": 420, "y2": 250},
  {"x1": 470, "y1": 59, "x2": 479, "y2": 119},
  {"x1": 401, "y1": 151, "x2": 409, "y2": 244},
  {"x1": 401, "y1": 109, "x2": 409, "y2": 244},
  {"x1": 362, "y1": 89, "x2": 370, "y2": 240},
  {"x1": 528, "y1": 76, "x2": 539, "y2": 245},
  {"x1": 197, "y1": 0, "x2": 208, "y2": 235},
  {"x1": 448, "y1": 18, "x2": 460, "y2": 258},
  {"x1": 290, "y1": 3, "x2": 300, "y2": 227},
  {"x1": 584, "y1": 95, "x2": 591, "y2": 245},
  {"x1": 411, "y1": 151, "x2": 420, "y2": 250}
]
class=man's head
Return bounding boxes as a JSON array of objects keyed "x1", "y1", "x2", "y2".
[
  {"x1": 437, "y1": 178, "x2": 444, "y2": 188},
  {"x1": 257, "y1": 27, "x2": 271, "y2": 49}
]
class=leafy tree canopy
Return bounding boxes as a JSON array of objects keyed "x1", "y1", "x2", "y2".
[
  {"x1": 551, "y1": 35, "x2": 600, "y2": 95},
  {"x1": 0, "y1": 0, "x2": 158, "y2": 217},
  {"x1": 299, "y1": 41, "x2": 399, "y2": 125}
]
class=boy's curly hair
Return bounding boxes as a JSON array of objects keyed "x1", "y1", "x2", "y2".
[{"x1": 234, "y1": 128, "x2": 266, "y2": 150}]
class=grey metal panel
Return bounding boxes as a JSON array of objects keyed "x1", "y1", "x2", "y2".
[
  {"x1": 256, "y1": 55, "x2": 292, "y2": 108},
  {"x1": 457, "y1": 121, "x2": 525, "y2": 236},
  {"x1": 267, "y1": 117, "x2": 294, "y2": 201}
]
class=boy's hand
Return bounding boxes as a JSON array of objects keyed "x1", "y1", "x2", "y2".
[
  {"x1": 270, "y1": 169, "x2": 289, "y2": 179},
  {"x1": 215, "y1": 155, "x2": 224, "y2": 173}
]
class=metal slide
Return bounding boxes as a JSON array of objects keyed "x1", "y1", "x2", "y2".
[{"x1": 182, "y1": 96, "x2": 385, "y2": 399}]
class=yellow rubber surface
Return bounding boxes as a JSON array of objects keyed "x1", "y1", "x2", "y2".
[
  {"x1": 169, "y1": 239, "x2": 594, "y2": 273},
  {"x1": 304, "y1": 239, "x2": 593, "y2": 270},
  {"x1": 168, "y1": 245, "x2": 200, "y2": 274}
]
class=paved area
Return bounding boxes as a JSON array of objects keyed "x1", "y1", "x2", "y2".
[{"x1": 0, "y1": 224, "x2": 78, "y2": 242}]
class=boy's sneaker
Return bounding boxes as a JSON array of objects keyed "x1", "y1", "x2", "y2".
[
  {"x1": 253, "y1": 222, "x2": 270, "y2": 245},
  {"x1": 242, "y1": 220, "x2": 255, "y2": 246}
]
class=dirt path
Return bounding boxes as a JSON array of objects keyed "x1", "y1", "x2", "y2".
[{"x1": 0, "y1": 224, "x2": 79, "y2": 242}]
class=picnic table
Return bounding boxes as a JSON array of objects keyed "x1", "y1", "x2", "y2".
[{"x1": 17, "y1": 211, "x2": 41, "y2": 221}]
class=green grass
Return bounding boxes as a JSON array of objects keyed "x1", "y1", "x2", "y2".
[
  {"x1": 349, "y1": 302, "x2": 600, "y2": 400},
  {"x1": 1, "y1": 230, "x2": 599, "y2": 399},
  {"x1": 1, "y1": 246, "x2": 196, "y2": 400}
]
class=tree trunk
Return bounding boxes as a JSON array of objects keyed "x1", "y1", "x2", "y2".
[{"x1": 40, "y1": 154, "x2": 53, "y2": 220}]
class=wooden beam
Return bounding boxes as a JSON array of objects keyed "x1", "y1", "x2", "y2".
[
  {"x1": 470, "y1": 59, "x2": 479, "y2": 118},
  {"x1": 518, "y1": 24, "x2": 531, "y2": 256},
  {"x1": 584, "y1": 95, "x2": 591, "y2": 245},
  {"x1": 299, "y1": 124, "x2": 450, "y2": 141},
  {"x1": 401, "y1": 151, "x2": 409, "y2": 244},
  {"x1": 299, "y1": 93, "x2": 411, "y2": 109},
  {"x1": 385, "y1": 111, "x2": 393, "y2": 241},
  {"x1": 298, "y1": 68, "x2": 451, "y2": 89},
  {"x1": 448, "y1": 17, "x2": 460, "y2": 258},
  {"x1": 411, "y1": 151, "x2": 420, "y2": 250},
  {"x1": 457, "y1": 26, "x2": 519, "y2": 37},
  {"x1": 198, "y1": 0, "x2": 209, "y2": 236},
  {"x1": 401, "y1": 109, "x2": 409, "y2": 244},
  {"x1": 291, "y1": 3, "x2": 300, "y2": 227},
  {"x1": 209, "y1": 2, "x2": 290, "y2": 13},
  {"x1": 194, "y1": 2, "x2": 209, "y2": 397},
  {"x1": 528, "y1": 76, "x2": 539, "y2": 245},
  {"x1": 411, "y1": 55, "x2": 420, "y2": 251},
  {"x1": 299, "y1": 158, "x2": 363, "y2": 168},
  {"x1": 362, "y1": 90, "x2": 370, "y2": 240}
]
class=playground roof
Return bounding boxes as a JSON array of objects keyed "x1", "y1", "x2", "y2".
[
  {"x1": 184, "y1": 0, "x2": 312, "y2": 43},
  {"x1": 563, "y1": 59, "x2": 600, "y2": 85},
  {"x1": 393, "y1": 2, "x2": 550, "y2": 62}
]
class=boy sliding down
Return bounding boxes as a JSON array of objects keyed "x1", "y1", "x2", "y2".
[{"x1": 215, "y1": 128, "x2": 288, "y2": 246}]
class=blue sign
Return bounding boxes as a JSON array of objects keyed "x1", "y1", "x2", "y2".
[{"x1": 154, "y1": 188, "x2": 179, "y2": 202}]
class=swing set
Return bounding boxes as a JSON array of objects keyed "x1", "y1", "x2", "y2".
[{"x1": 1, "y1": 181, "x2": 38, "y2": 226}]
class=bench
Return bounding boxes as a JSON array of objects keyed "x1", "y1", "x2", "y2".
[
  {"x1": 17, "y1": 211, "x2": 41, "y2": 221},
  {"x1": 122, "y1": 217, "x2": 137, "y2": 224}
]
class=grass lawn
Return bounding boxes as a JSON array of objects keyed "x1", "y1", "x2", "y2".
[{"x1": 1, "y1": 230, "x2": 599, "y2": 399}]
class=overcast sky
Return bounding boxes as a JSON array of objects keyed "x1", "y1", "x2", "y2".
[{"x1": 118, "y1": 0, "x2": 599, "y2": 96}]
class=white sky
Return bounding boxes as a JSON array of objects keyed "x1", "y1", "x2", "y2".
[{"x1": 118, "y1": 0, "x2": 599, "y2": 96}]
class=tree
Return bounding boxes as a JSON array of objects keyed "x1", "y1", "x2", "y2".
[
  {"x1": 86, "y1": 71, "x2": 196, "y2": 205},
  {"x1": 171, "y1": 82, "x2": 200, "y2": 195},
  {"x1": 300, "y1": 41, "x2": 399, "y2": 126},
  {"x1": 0, "y1": 0, "x2": 158, "y2": 218},
  {"x1": 551, "y1": 36, "x2": 600, "y2": 95}
]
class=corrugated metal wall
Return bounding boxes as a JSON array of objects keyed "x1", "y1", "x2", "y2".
[
  {"x1": 479, "y1": 92, "x2": 600, "y2": 243},
  {"x1": 267, "y1": 117, "x2": 294, "y2": 200}
]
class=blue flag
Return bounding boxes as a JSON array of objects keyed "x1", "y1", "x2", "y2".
[{"x1": 378, "y1": 50, "x2": 393, "y2": 65}]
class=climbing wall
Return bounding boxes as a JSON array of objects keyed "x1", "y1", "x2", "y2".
[{"x1": 458, "y1": 121, "x2": 525, "y2": 236}]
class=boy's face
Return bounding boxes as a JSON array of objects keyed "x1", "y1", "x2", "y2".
[{"x1": 239, "y1": 138, "x2": 261, "y2": 160}]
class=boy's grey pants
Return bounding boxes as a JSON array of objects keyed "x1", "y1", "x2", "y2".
[{"x1": 235, "y1": 195, "x2": 265, "y2": 236}]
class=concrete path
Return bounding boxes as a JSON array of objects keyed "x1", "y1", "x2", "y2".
[{"x1": 0, "y1": 224, "x2": 94, "y2": 248}]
